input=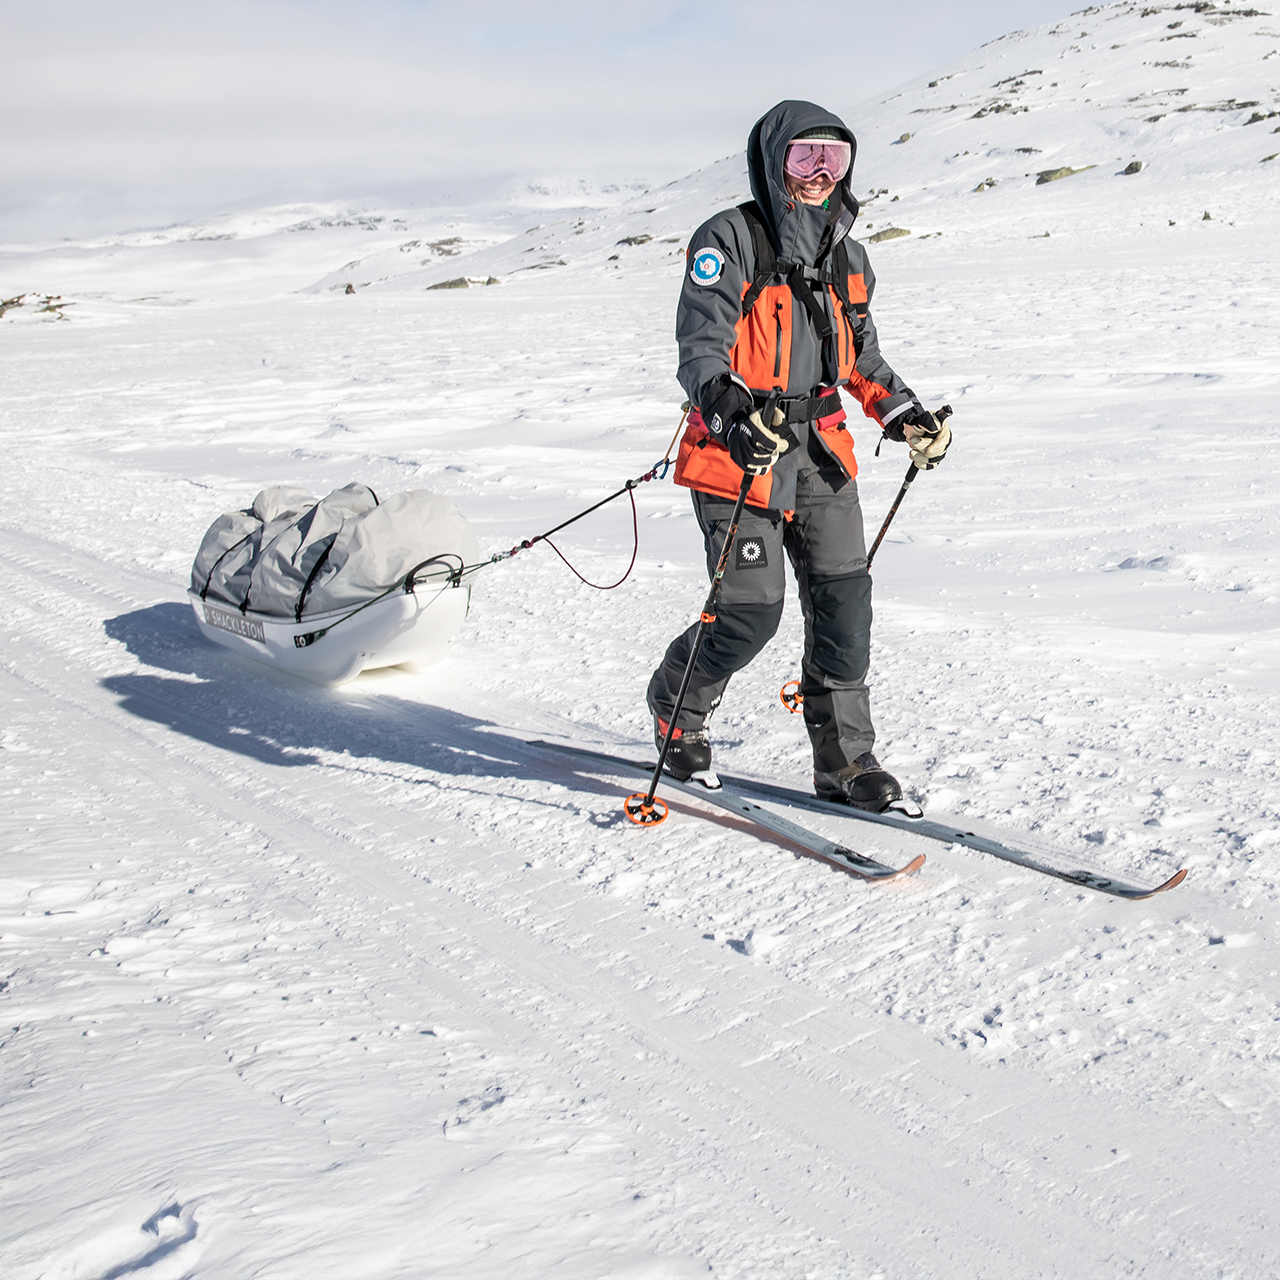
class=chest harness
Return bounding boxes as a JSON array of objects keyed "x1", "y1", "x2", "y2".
[{"x1": 734, "y1": 200, "x2": 869, "y2": 423}]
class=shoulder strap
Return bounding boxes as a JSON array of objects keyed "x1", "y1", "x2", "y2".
[
  {"x1": 829, "y1": 239, "x2": 868, "y2": 362},
  {"x1": 788, "y1": 264, "x2": 833, "y2": 342},
  {"x1": 737, "y1": 201, "x2": 777, "y2": 318},
  {"x1": 830, "y1": 239, "x2": 852, "y2": 315}
]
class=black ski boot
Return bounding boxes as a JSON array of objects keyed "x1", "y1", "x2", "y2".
[
  {"x1": 654, "y1": 714, "x2": 712, "y2": 781},
  {"x1": 814, "y1": 751, "x2": 902, "y2": 812}
]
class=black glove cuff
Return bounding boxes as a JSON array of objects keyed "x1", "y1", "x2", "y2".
[
  {"x1": 701, "y1": 375, "x2": 753, "y2": 440},
  {"x1": 882, "y1": 421, "x2": 907, "y2": 444}
]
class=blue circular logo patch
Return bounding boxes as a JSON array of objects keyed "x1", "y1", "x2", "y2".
[{"x1": 690, "y1": 248, "x2": 724, "y2": 286}]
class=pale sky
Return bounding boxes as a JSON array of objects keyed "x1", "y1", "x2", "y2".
[{"x1": 2, "y1": 0, "x2": 1082, "y2": 239}]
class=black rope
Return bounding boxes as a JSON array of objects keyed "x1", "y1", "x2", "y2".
[
  {"x1": 292, "y1": 426, "x2": 686, "y2": 648},
  {"x1": 541, "y1": 483, "x2": 640, "y2": 590},
  {"x1": 405, "y1": 554, "x2": 465, "y2": 592},
  {"x1": 466, "y1": 456, "x2": 671, "y2": 581}
]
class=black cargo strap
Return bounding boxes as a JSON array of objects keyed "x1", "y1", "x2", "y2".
[
  {"x1": 199, "y1": 529, "x2": 255, "y2": 602},
  {"x1": 294, "y1": 536, "x2": 336, "y2": 622}
]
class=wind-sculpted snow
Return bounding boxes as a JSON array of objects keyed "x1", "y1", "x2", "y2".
[{"x1": 3, "y1": 4, "x2": 1280, "y2": 1277}]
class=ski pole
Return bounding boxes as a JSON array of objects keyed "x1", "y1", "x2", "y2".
[
  {"x1": 625, "y1": 391, "x2": 782, "y2": 826},
  {"x1": 865, "y1": 404, "x2": 952, "y2": 570}
]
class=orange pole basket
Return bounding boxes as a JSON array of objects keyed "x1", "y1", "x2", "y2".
[
  {"x1": 624, "y1": 792, "x2": 670, "y2": 825},
  {"x1": 779, "y1": 680, "x2": 804, "y2": 714}
]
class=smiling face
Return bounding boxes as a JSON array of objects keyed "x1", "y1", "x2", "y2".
[
  {"x1": 783, "y1": 172, "x2": 838, "y2": 205},
  {"x1": 781, "y1": 137, "x2": 850, "y2": 206}
]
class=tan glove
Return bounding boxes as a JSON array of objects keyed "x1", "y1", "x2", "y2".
[
  {"x1": 728, "y1": 406, "x2": 791, "y2": 475},
  {"x1": 905, "y1": 412, "x2": 952, "y2": 470}
]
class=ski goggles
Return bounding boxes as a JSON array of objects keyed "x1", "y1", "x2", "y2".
[{"x1": 783, "y1": 139, "x2": 852, "y2": 183}]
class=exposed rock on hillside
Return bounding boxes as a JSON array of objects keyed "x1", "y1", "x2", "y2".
[{"x1": 1037, "y1": 165, "x2": 1098, "y2": 184}]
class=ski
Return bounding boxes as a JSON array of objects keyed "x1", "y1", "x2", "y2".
[
  {"x1": 717, "y1": 773, "x2": 1187, "y2": 901},
  {"x1": 529, "y1": 741, "x2": 925, "y2": 883}
]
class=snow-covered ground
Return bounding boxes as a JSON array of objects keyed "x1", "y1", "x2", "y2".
[{"x1": 4, "y1": 4, "x2": 1280, "y2": 1276}]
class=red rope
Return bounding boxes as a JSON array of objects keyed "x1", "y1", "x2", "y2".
[
  {"x1": 541, "y1": 484, "x2": 640, "y2": 590},
  {"x1": 477, "y1": 406, "x2": 689, "y2": 588}
]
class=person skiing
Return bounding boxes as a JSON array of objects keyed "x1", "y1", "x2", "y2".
[{"x1": 646, "y1": 99, "x2": 951, "y2": 811}]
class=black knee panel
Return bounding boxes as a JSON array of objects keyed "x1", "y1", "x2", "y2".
[
  {"x1": 807, "y1": 572, "x2": 872, "y2": 682},
  {"x1": 698, "y1": 601, "x2": 785, "y2": 682}
]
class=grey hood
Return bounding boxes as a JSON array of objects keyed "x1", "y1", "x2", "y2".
[{"x1": 746, "y1": 100, "x2": 860, "y2": 268}]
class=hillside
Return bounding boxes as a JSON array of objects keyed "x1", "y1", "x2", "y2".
[{"x1": 297, "y1": 0, "x2": 1280, "y2": 293}]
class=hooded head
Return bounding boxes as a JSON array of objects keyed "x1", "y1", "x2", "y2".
[{"x1": 746, "y1": 100, "x2": 859, "y2": 264}]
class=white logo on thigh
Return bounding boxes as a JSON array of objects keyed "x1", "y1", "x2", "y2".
[{"x1": 735, "y1": 538, "x2": 767, "y2": 569}]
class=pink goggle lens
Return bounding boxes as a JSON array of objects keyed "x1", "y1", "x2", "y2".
[{"x1": 784, "y1": 140, "x2": 851, "y2": 183}]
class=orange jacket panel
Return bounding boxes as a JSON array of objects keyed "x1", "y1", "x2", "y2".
[
  {"x1": 673, "y1": 410, "x2": 775, "y2": 507},
  {"x1": 673, "y1": 404, "x2": 859, "y2": 512},
  {"x1": 730, "y1": 273, "x2": 868, "y2": 395}
]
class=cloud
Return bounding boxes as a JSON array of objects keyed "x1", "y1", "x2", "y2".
[{"x1": 0, "y1": 0, "x2": 1078, "y2": 239}]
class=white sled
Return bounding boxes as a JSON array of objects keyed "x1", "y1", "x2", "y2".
[
  {"x1": 188, "y1": 578, "x2": 470, "y2": 685},
  {"x1": 190, "y1": 482, "x2": 479, "y2": 685}
]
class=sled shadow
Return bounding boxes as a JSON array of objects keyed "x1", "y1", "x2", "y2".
[{"x1": 100, "y1": 602, "x2": 617, "y2": 801}]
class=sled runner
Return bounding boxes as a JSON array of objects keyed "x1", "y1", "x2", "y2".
[{"x1": 189, "y1": 579, "x2": 470, "y2": 684}]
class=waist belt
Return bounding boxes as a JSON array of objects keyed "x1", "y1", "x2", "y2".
[{"x1": 751, "y1": 390, "x2": 842, "y2": 424}]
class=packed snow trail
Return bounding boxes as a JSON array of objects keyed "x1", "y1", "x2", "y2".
[
  {"x1": 3, "y1": 524, "x2": 1278, "y2": 1279},
  {"x1": 5, "y1": 268, "x2": 1280, "y2": 1280}
]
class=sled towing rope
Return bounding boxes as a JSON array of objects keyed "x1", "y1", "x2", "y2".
[{"x1": 461, "y1": 407, "x2": 687, "y2": 590}]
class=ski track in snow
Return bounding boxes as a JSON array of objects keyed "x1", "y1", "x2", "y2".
[{"x1": 5, "y1": 5, "x2": 1280, "y2": 1277}]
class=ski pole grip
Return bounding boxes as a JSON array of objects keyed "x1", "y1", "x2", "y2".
[{"x1": 918, "y1": 404, "x2": 953, "y2": 437}]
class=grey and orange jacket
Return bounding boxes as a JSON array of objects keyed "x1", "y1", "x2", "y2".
[{"x1": 673, "y1": 99, "x2": 921, "y2": 511}]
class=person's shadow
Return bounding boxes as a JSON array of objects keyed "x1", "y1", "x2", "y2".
[{"x1": 100, "y1": 602, "x2": 630, "y2": 823}]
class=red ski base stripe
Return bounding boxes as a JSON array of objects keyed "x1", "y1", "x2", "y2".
[{"x1": 529, "y1": 741, "x2": 923, "y2": 884}]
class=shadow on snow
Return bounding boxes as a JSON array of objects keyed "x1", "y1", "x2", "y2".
[{"x1": 100, "y1": 602, "x2": 626, "y2": 821}]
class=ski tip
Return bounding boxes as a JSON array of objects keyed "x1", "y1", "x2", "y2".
[
  {"x1": 1131, "y1": 867, "x2": 1188, "y2": 899},
  {"x1": 896, "y1": 852, "x2": 927, "y2": 878},
  {"x1": 833, "y1": 849, "x2": 926, "y2": 882}
]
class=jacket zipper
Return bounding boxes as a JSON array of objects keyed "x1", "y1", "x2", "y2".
[{"x1": 772, "y1": 300, "x2": 784, "y2": 379}]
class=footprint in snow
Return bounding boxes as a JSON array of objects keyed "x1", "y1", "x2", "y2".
[
  {"x1": 94, "y1": 1202, "x2": 199, "y2": 1280},
  {"x1": 728, "y1": 929, "x2": 786, "y2": 959},
  {"x1": 442, "y1": 1082, "x2": 508, "y2": 1138}
]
